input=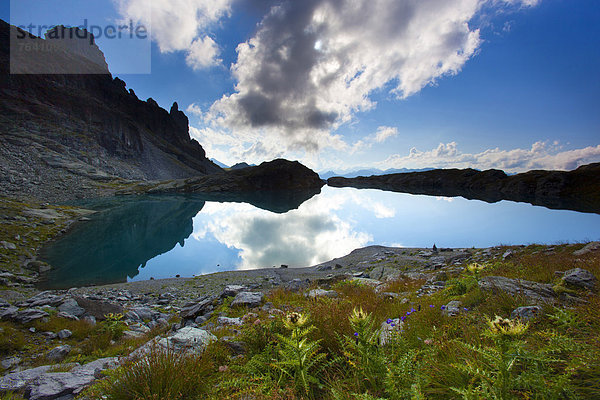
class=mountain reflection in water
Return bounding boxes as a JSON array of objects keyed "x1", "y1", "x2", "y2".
[
  {"x1": 40, "y1": 188, "x2": 321, "y2": 289},
  {"x1": 40, "y1": 187, "x2": 600, "y2": 289}
]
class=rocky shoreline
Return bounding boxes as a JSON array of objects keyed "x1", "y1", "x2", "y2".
[{"x1": 0, "y1": 240, "x2": 598, "y2": 398}]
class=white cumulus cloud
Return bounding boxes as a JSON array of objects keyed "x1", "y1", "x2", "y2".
[
  {"x1": 186, "y1": 36, "x2": 222, "y2": 70},
  {"x1": 113, "y1": 0, "x2": 232, "y2": 68},
  {"x1": 379, "y1": 141, "x2": 600, "y2": 173},
  {"x1": 201, "y1": 0, "x2": 542, "y2": 159}
]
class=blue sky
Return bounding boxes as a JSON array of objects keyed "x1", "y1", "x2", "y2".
[{"x1": 4, "y1": 0, "x2": 599, "y2": 172}]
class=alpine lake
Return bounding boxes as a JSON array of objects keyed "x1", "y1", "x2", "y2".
[{"x1": 40, "y1": 186, "x2": 600, "y2": 289}]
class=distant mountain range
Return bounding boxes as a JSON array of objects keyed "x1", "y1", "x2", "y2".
[
  {"x1": 319, "y1": 168, "x2": 434, "y2": 180},
  {"x1": 210, "y1": 159, "x2": 229, "y2": 169},
  {"x1": 210, "y1": 159, "x2": 257, "y2": 170}
]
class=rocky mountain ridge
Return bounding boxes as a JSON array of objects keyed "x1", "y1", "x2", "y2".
[
  {"x1": 328, "y1": 163, "x2": 600, "y2": 214},
  {"x1": 0, "y1": 19, "x2": 222, "y2": 202}
]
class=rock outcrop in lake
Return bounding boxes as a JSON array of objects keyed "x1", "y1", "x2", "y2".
[
  {"x1": 328, "y1": 163, "x2": 600, "y2": 214},
  {"x1": 0, "y1": 19, "x2": 222, "y2": 202},
  {"x1": 120, "y1": 159, "x2": 325, "y2": 212}
]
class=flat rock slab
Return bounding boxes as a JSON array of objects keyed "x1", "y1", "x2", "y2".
[
  {"x1": 573, "y1": 242, "x2": 600, "y2": 256},
  {"x1": 72, "y1": 296, "x2": 123, "y2": 320},
  {"x1": 563, "y1": 268, "x2": 597, "y2": 291},
  {"x1": 14, "y1": 308, "x2": 50, "y2": 324},
  {"x1": 305, "y1": 289, "x2": 338, "y2": 299},
  {"x1": 133, "y1": 327, "x2": 217, "y2": 358},
  {"x1": 511, "y1": 306, "x2": 542, "y2": 321},
  {"x1": 230, "y1": 292, "x2": 264, "y2": 308},
  {"x1": 479, "y1": 276, "x2": 557, "y2": 303},
  {"x1": 180, "y1": 296, "x2": 217, "y2": 319},
  {"x1": 28, "y1": 358, "x2": 119, "y2": 400}
]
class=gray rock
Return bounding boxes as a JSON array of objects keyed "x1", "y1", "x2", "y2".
[
  {"x1": 284, "y1": 279, "x2": 310, "y2": 292},
  {"x1": 123, "y1": 330, "x2": 146, "y2": 340},
  {"x1": 305, "y1": 289, "x2": 338, "y2": 299},
  {"x1": 502, "y1": 250, "x2": 514, "y2": 260},
  {"x1": 56, "y1": 312, "x2": 79, "y2": 321},
  {"x1": 126, "y1": 307, "x2": 156, "y2": 322},
  {"x1": 221, "y1": 285, "x2": 246, "y2": 298},
  {"x1": 43, "y1": 331, "x2": 58, "y2": 339},
  {"x1": 510, "y1": 306, "x2": 542, "y2": 321},
  {"x1": 0, "y1": 298, "x2": 9, "y2": 308},
  {"x1": 368, "y1": 266, "x2": 384, "y2": 280},
  {"x1": 230, "y1": 292, "x2": 264, "y2": 308},
  {"x1": 57, "y1": 329, "x2": 72, "y2": 339},
  {"x1": 379, "y1": 318, "x2": 403, "y2": 345},
  {"x1": 47, "y1": 345, "x2": 72, "y2": 362},
  {"x1": 180, "y1": 296, "x2": 217, "y2": 319},
  {"x1": 0, "y1": 365, "x2": 52, "y2": 391},
  {"x1": 573, "y1": 242, "x2": 600, "y2": 256},
  {"x1": 14, "y1": 308, "x2": 49, "y2": 324},
  {"x1": 0, "y1": 306, "x2": 18, "y2": 321},
  {"x1": 220, "y1": 337, "x2": 246, "y2": 355},
  {"x1": 82, "y1": 315, "x2": 96, "y2": 325},
  {"x1": 1, "y1": 357, "x2": 21, "y2": 370},
  {"x1": 130, "y1": 327, "x2": 216, "y2": 359},
  {"x1": 217, "y1": 316, "x2": 243, "y2": 326},
  {"x1": 58, "y1": 299, "x2": 85, "y2": 318},
  {"x1": 563, "y1": 268, "x2": 597, "y2": 291},
  {"x1": 72, "y1": 296, "x2": 123, "y2": 321},
  {"x1": 351, "y1": 277, "x2": 383, "y2": 287},
  {"x1": 160, "y1": 327, "x2": 216, "y2": 354},
  {"x1": 148, "y1": 318, "x2": 168, "y2": 330},
  {"x1": 442, "y1": 300, "x2": 463, "y2": 317},
  {"x1": 0, "y1": 241, "x2": 16, "y2": 250},
  {"x1": 479, "y1": 276, "x2": 558, "y2": 303},
  {"x1": 26, "y1": 292, "x2": 65, "y2": 307},
  {"x1": 27, "y1": 358, "x2": 119, "y2": 400}
]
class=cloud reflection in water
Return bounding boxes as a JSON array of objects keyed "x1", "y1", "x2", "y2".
[{"x1": 192, "y1": 191, "x2": 379, "y2": 269}]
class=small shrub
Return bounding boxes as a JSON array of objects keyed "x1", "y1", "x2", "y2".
[
  {"x1": 272, "y1": 312, "x2": 327, "y2": 398},
  {"x1": 98, "y1": 313, "x2": 127, "y2": 340},
  {"x1": 339, "y1": 307, "x2": 387, "y2": 393},
  {"x1": 86, "y1": 346, "x2": 212, "y2": 400},
  {"x1": 0, "y1": 393, "x2": 26, "y2": 400},
  {"x1": 0, "y1": 323, "x2": 27, "y2": 356}
]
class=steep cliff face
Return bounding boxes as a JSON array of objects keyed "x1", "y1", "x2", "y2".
[{"x1": 0, "y1": 20, "x2": 222, "y2": 201}]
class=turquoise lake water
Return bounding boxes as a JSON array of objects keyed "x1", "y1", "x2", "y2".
[{"x1": 40, "y1": 186, "x2": 600, "y2": 289}]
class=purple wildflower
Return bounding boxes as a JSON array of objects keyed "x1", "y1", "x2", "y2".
[
  {"x1": 387, "y1": 318, "x2": 393, "y2": 324},
  {"x1": 354, "y1": 332, "x2": 359, "y2": 337},
  {"x1": 441, "y1": 305, "x2": 446, "y2": 310},
  {"x1": 429, "y1": 305, "x2": 434, "y2": 308}
]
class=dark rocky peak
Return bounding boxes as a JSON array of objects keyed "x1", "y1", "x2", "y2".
[
  {"x1": 170, "y1": 102, "x2": 190, "y2": 133},
  {"x1": 146, "y1": 98, "x2": 160, "y2": 107},
  {"x1": 44, "y1": 25, "x2": 109, "y2": 73}
]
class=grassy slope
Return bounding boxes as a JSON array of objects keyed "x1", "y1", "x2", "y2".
[{"x1": 82, "y1": 244, "x2": 600, "y2": 400}]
